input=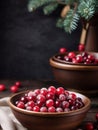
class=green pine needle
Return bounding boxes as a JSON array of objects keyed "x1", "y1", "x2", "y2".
[
  {"x1": 63, "y1": 10, "x2": 79, "y2": 33},
  {"x1": 43, "y1": 3, "x2": 59, "y2": 15},
  {"x1": 78, "y1": 0, "x2": 96, "y2": 20}
]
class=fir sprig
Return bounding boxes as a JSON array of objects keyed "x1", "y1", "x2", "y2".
[
  {"x1": 28, "y1": 0, "x2": 98, "y2": 33},
  {"x1": 78, "y1": 0, "x2": 96, "y2": 20},
  {"x1": 43, "y1": 3, "x2": 59, "y2": 15},
  {"x1": 63, "y1": 9, "x2": 79, "y2": 33}
]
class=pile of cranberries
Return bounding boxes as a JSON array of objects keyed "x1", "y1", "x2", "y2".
[
  {"x1": 15, "y1": 86, "x2": 85, "y2": 112},
  {"x1": 57, "y1": 51, "x2": 98, "y2": 64}
]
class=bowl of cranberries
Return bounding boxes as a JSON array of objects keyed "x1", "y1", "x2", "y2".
[
  {"x1": 8, "y1": 86, "x2": 91, "y2": 130},
  {"x1": 49, "y1": 51, "x2": 98, "y2": 95}
]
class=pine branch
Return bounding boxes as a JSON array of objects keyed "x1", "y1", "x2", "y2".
[
  {"x1": 56, "y1": 18, "x2": 64, "y2": 28},
  {"x1": 63, "y1": 9, "x2": 79, "y2": 33},
  {"x1": 43, "y1": 3, "x2": 59, "y2": 15},
  {"x1": 28, "y1": 0, "x2": 57, "y2": 12},
  {"x1": 78, "y1": 0, "x2": 96, "y2": 20}
]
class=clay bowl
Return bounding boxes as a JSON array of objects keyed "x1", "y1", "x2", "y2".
[
  {"x1": 49, "y1": 52, "x2": 98, "y2": 95},
  {"x1": 8, "y1": 90, "x2": 91, "y2": 130}
]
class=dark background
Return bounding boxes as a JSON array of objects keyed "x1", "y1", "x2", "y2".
[{"x1": 0, "y1": 0, "x2": 82, "y2": 80}]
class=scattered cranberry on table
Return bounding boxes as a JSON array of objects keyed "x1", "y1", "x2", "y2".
[
  {"x1": 10, "y1": 85, "x2": 19, "y2": 93},
  {"x1": 15, "y1": 86, "x2": 85, "y2": 112},
  {"x1": 0, "y1": 84, "x2": 6, "y2": 91}
]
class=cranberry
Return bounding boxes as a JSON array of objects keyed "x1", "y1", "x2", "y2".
[
  {"x1": 37, "y1": 94, "x2": 46, "y2": 103},
  {"x1": 34, "y1": 89, "x2": 40, "y2": 95},
  {"x1": 27, "y1": 101, "x2": 35, "y2": 107},
  {"x1": 36, "y1": 100, "x2": 44, "y2": 107},
  {"x1": 56, "y1": 107, "x2": 63, "y2": 112},
  {"x1": 40, "y1": 88, "x2": 48, "y2": 96},
  {"x1": 0, "y1": 84, "x2": 6, "y2": 91},
  {"x1": 20, "y1": 96, "x2": 28, "y2": 103},
  {"x1": 15, "y1": 81, "x2": 21, "y2": 87},
  {"x1": 78, "y1": 44, "x2": 85, "y2": 51},
  {"x1": 17, "y1": 101, "x2": 25, "y2": 109},
  {"x1": 56, "y1": 87, "x2": 65, "y2": 95},
  {"x1": 96, "y1": 113, "x2": 98, "y2": 121},
  {"x1": 48, "y1": 106, "x2": 55, "y2": 112},
  {"x1": 62, "y1": 101, "x2": 69, "y2": 109},
  {"x1": 33, "y1": 106, "x2": 40, "y2": 112},
  {"x1": 10, "y1": 85, "x2": 19, "y2": 93},
  {"x1": 76, "y1": 55, "x2": 83, "y2": 63},
  {"x1": 40, "y1": 106, "x2": 48, "y2": 112},
  {"x1": 46, "y1": 99, "x2": 54, "y2": 107},
  {"x1": 48, "y1": 86, "x2": 56, "y2": 94},
  {"x1": 46, "y1": 92, "x2": 55, "y2": 100},
  {"x1": 85, "y1": 122, "x2": 94, "y2": 130},
  {"x1": 64, "y1": 56, "x2": 72, "y2": 62},
  {"x1": 59, "y1": 47, "x2": 67, "y2": 54},
  {"x1": 54, "y1": 100, "x2": 61, "y2": 107},
  {"x1": 68, "y1": 52, "x2": 76, "y2": 59},
  {"x1": 59, "y1": 94, "x2": 66, "y2": 101}
]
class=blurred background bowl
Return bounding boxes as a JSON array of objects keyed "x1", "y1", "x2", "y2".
[
  {"x1": 49, "y1": 52, "x2": 98, "y2": 95},
  {"x1": 8, "y1": 90, "x2": 91, "y2": 130}
]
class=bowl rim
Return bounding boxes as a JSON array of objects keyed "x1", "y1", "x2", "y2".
[
  {"x1": 49, "y1": 57, "x2": 98, "y2": 70},
  {"x1": 8, "y1": 90, "x2": 91, "y2": 117}
]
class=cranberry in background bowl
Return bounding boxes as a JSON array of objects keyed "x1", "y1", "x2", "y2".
[
  {"x1": 8, "y1": 86, "x2": 91, "y2": 130},
  {"x1": 49, "y1": 51, "x2": 98, "y2": 95}
]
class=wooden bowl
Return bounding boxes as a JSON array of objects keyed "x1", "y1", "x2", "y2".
[
  {"x1": 8, "y1": 90, "x2": 91, "y2": 130},
  {"x1": 49, "y1": 52, "x2": 98, "y2": 95}
]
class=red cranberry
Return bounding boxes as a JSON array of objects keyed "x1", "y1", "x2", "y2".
[
  {"x1": 40, "y1": 88, "x2": 48, "y2": 96},
  {"x1": 68, "y1": 52, "x2": 76, "y2": 59},
  {"x1": 37, "y1": 94, "x2": 46, "y2": 103},
  {"x1": 56, "y1": 87, "x2": 65, "y2": 95},
  {"x1": 0, "y1": 84, "x2": 6, "y2": 91},
  {"x1": 40, "y1": 106, "x2": 48, "y2": 112},
  {"x1": 96, "y1": 113, "x2": 98, "y2": 121},
  {"x1": 62, "y1": 101, "x2": 69, "y2": 109},
  {"x1": 27, "y1": 101, "x2": 35, "y2": 107},
  {"x1": 17, "y1": 101, "x2": 25, "y2": 109},
  {"x1": 33, "y1": 106, "x2": 40, "y2": 112},
  {"x1": 76, "y1": 55, "x2": 83, "y2": 63},
  {"x1": 10, "y1": 85, "x2": 19, "y2": 93},
  {"x1": 46, "y1": 92, "x2": 55, "y2": 100},
  {"x1": 59, "y1": 94, "x2": 66, "y2": 101},
  {"x1": 20, "y1": 96, "x2": 28, "y2": 104},
  {"x1": 48, "y1": 86, "x2": 56, "y2": 94},
  {"x1": 34, "y1": 89, "x2": 40, "y2": 95},
  {"x1": 59, "y1": 48, "x2": 67, "y2": 54},
  {"x1": 46, "y1": 99, "x2": 54, "y2": 108},
  {"x1": 85, "y1": 122, "x2": 94, "y2": 130},
  {"x1": 56, "y1": 107, "x2": 63, "y2": 112},
  {"x1": 54, "y1": 100, "x2": 61, "y2": 107},
  {"x1": 78, "y1": 44, "x2": 85, "y2": 51},
  {"x1": 48, "y1": 106, "x2": 55, "y2": 112},
  {"x1": 15, "y1": 81, "x2": 21, "y2": 87}
]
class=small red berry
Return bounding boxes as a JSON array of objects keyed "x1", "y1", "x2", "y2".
[
  {"x1": 10, "y1": 85, "x2": 19, "y2": 93},
  {"x1": 68, "y1": 52, "x2": 76, "y2": 59},
  {"x1": 0, "y1": 84, "x2": 6, "y2": 91},
  {"x1": 59, "y1": 47, "x2": 67, "y2": 54},
  {"x1": 96, "y1": 113, "x2": 98, "y2": 121},
  {"x1": 85, "y1": 122, "x2": 94, "y2": 130},
  {"x1": 15, "y1": 81, "x2": 21, "y2": 87},
  {"x1": 78, "y1": 44, "x2": 85, "y2": 51}
]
